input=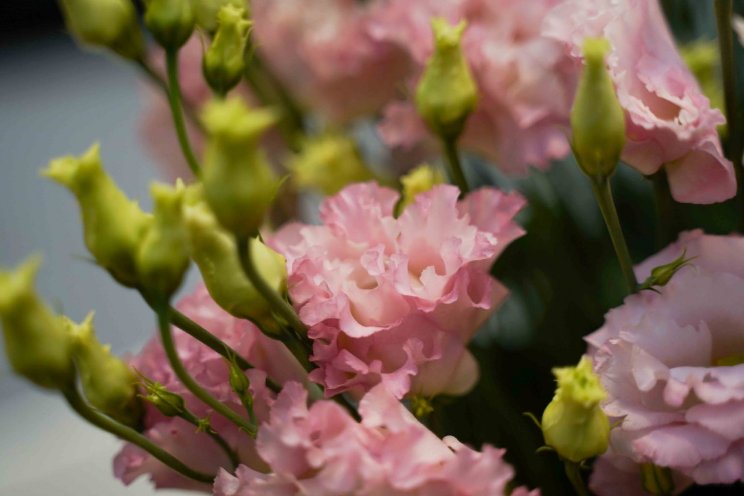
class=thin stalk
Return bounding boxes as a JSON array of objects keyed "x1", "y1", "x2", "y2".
[
  {"x1": 650, "y1": 171, "x2": 675, "y2": 249},
  {"x1": 590, "y1": 176, "x2": 638, "y2": 294},
  {"x1": 63, "y1": 387, "x2": 215, "y2": 484},
  {"x1": 564, "y1": 461, "x2": 590, "y2": 496},
  {"x1": 165, "y1": 49, "x2": 202, "y2": 177},
  {"x1": 135, "y1": 57, "x2": 203, "y2": 130},
  {"x1": 179, "y1": 410, "x2": 240, "y2": 471},
  {"x1": 441, "y1": 135, "x2": 470, "y2": 195},
  {"x1": 156, "y1": 306, "x2": 257, "y2": 437}
]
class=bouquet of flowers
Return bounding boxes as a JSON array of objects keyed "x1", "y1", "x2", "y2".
[{"x1": 4, "y1": 0, "x2": 744, "y2": 494}]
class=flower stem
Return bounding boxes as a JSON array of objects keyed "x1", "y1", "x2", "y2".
[
  {"x1": 179, "y1": 409, "x2": 240, "y2": 471},
  {"x1": 165, "y1": 49, "x2": 202, "y2": 177},
  {"x1": 63, "y1": 386, "x2": 215, "y2": 484},
  {"x1": 590, "y1": 176, "x2": 638, "y2": 294},
  {"x1": 441, "y1": 135, "x2": 470, "y2": 195},
  {"x1": 135, "y1": 57, "x2": 203, "y2": 131},
  {"x1": 650, "y1": 171, "x2": 675, "y2": 249},
  {"x1": 564, "y1": 460, "x2": 590, "y2": 496},
  {"x1": 156, "y1": 305, "x2": 257, "y2": 437}
]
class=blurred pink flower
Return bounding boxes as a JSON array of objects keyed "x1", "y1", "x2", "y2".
[
  {"x1": 213, "y1": 382, "x2": 539, "y2": 495},
  {"x1": 270, "y1": 182, "x2": 525, "y2": 398},
  {"x1": 544, "y1": 0, "x2": 736, "y2": 204},
  {"x1": 587, "y1": 231, "x2": 744, "y2": 493},
  {"x1": 373, "y1": 0, "x2": 576, "y2": 174},
  {"x1": 113, "y1": 284, "x2": 306, "y2": 491},
  {"x1": 252, "y1": 0, "x2": 410, "y2": 124}
]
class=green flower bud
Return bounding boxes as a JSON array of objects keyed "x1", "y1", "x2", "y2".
[
  {"x1": 680, "y1": 41, "x2": 723, "y2": 114},
  {"x1": 638, "y1": 250, "x2": 693, "y2": 292},
  {"x1": 136, "y1": 181, "x2": 191, "y2": 300},
  {"x1": 191, "y1": 0, "x2": 245, "y2": 33},
  {"x1": 570, "y1": 38, "x2": 626, "y2": 180},
  {"x1": 0, "y1": 257, "x2": 74, "y2": 390},
  {"x1": 415, "y1": 18, "x2": 478, "y2": 140},
  {"x1": 140, "y1": 379, "x2": 187, "y2": 417},
  {"x1": 201, "y1": 97, "x2": 281, "y2": 237},
  {"x1": 289, "y1": 132, "x2": 373, "y2": 196},
  {"x1": 184, "y1": 202, "x2": 286, "y2": 330},
  {"x1": 42, "y1": 144, "x2": 152, "y2": 287},
  {"x1": 203, "y1": 5, "x2": 251, "y2": 95},
  {"x1": 145, "y1": 0, "x2": 195, "y2": 50},
  {"x1": 541, "y1": 355, "x2": 610, "y2": 462},
  {"x1": 65, "y1": 312, "x2": 142, "y2": 427},
  {"x1": 399, "y1": 164, "x2": 444, "y2": 211},
  {"x1": 58, "y1": 0, "x2": 145, "y2": 60}
]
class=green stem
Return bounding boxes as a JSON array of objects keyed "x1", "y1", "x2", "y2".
[
  {"x1": 650, "y1": 171, "x2": 675, "y2": 249},
  {"x1": 179, "y1": 410, "x2": 240, "y2": 471},
  {"x1": 135, "y1": 57, "x2": 203, "y2": 131},
  {"x1": 165, "y1": 49, "x2": 202, "y2": 177},
  {"x1": 63, "y1": 387, "x2": 215, "y2": 484},
  {"x1": 564, "y1": 461, "x2": 590, "y2": 496},
  {"x1": 590, "y1": 176, "x2": 638, "y2": 294},
  {"x1": 441, "y1": 135, "x2": 470, "y2": 195},
  {"x1": 156, "y1": 306, "x2": 257, "y2": 437}
]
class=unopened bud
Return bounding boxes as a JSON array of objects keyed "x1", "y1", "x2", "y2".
[
  {"x1": 66, "y1": 312, "x2": 142, "y2": 427},
  {"x1": 639, "y1": 250, "x2": 693, "y2": 292},
  {"x1": 203, "y1": 5, "x2": 251, "y2": 95},
  {"x1": 136, "y1": 181, "x2": 190, "y2": 300},
  {"x1": 680, "y1": 41, "x2": 723, "y2": 114},
  {"x1": 58, "y1": 0, "x2": 145, "y2": 60},
  {"x1": 399, "y1": 164, "x2": 444, "y2": 212},
  {"x1": 184, "y1": 202, "x2": 286, "y2": 330},
  {"x1": 415, "y1": 18, "x2": 478, "y2": 140},
  {"x1": 141, "y1": 379, "x2": 187, "y2": 418},
  {"x1": 541, "y1": 355, "x2": 609, "y2": 462},
  {"x1": 0, "y1": 257, "x2": 74, "y2": 390},
  {"x1": 145, "y1": 0, "x2": 195, "y2": 50},
  {"x1": 289, "y1": 132, "x2": 372, "y2": 196},
  {"x1": 192, "y1": 0, "x2": 245, "y2": 32},
  {"x1": 570, "y1": 38, "x2": 625, "y2": 180},
  {"x1": 201, "y1": 97, "x2": 281, "y2": 237},
  {"x1": 42, "y1": 144, "x2": 152, "y2": 287}
]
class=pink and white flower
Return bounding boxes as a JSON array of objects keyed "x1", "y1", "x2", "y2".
[
  {"x1": 271, "y1": 182, "x2": 525, "y2": 398},
  {"x1": 588, "y1": 231, "x2": 744, "y2": 493}
]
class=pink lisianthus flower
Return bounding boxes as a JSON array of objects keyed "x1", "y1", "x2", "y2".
[
  {"x1": 213, "y1": 382, "x2": 539, "y2": 496},
  {"x1": 113, "y1": 284, "x2": 307, "y2": 491},
  {"x1": 373, "y1": 0, "x2": 576, "y2": 174},
  {"x1": 270, "y1": 182, "x2": 525, "y2": 399},
  {"x1": 587, "y1": 231, "x2": 744, "y2": 494},
  {"x1": 251, "y1": 0, "x2": 409, "y2": 124},
  {"x1": 544, "y1": 0, "x2": 736, "y2": 204}
]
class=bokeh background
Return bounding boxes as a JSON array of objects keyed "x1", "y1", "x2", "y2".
[{"x1": 0, "y1": 1, "x2": 741, "y2": 495}]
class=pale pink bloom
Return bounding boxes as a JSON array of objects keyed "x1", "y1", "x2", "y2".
[
  {"x1": 373, "y1": 0, "x2": 575, "y2": 174},
  {"x1": 252, "y1": 0, "x2": 409, "y2": 124},
  {"x1": 213, "y1": 382, "x2": 539, "y2": 496},
  {"x1": 114, "y1": 284, "x2": 306, "y2": 491},
  {"x1": 587, "y1": 231, "x2": 744, "y2": 492},
  {"x1": 544, "y1": 0, "x2": 736, "y2": 204},
  {"x1": 270, "y1": 182, "x2": 525, "y2": 399}
]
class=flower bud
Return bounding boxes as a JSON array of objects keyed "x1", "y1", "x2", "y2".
[
  {"x1": 541, "y1": 355, "x2": 610, "y2": 462},
  {"x1": 58, "y1": 0, "x2": 145, "y2": 60},
  {"x1": 191, "y1": 0, "x2": 246, "y2": 33},
  {"x1": 65, "y1": 312, "x2": 142, "y2": 427},
  {"x1": 415, "y1": 18, "x2": 478, "y2": 140},
  {"x1": 203, "y1": 5, "x2": 251, "y2": 95},
  {"x1": 141, "y1": 379, "x2": 187, "y2": 418},
  {"x1": 399, "y1": 164, "x2": 444, "y2": 212},
  {"x1": 145, "y1": 0, "x2": 195, "y2": 50},
  {"x1": 184, "y1": 202, "x2": 286, "y2": 331},
  {"x1": 136, "y1": 181, "x2": 190, "y2": 300},
  {"x1": 0, "y1": 257, "x2": 74, "y2": 390},
  {"x1": 42, "y1": 144, "x2": 152, "y2": 287},
  {"x1": 201, "y1": 97, "x2": 281, "y2": 237},
  {"x1": 570, "y1": 38, "x2": 626, "y2": 180},
  {"x1": 638, "y1": 250, "x2": 693, "y2": 292},
  {"x1": 680, "y1": 41, "x2": 723, "y2": 114},
  {"x1": 289, "y1": 132, "x2": 373, "y2": 196}
]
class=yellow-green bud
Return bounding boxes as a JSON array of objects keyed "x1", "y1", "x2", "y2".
[
  {"x1": 136, "y1": 181, "x2": 191, "y2": 300},
  {"x1": 58, "y1": 0, "x2": 145, "y2": 60},
  {"x1": 191, "y1": 0, "x2": 245, "y2": 32},
  {"x1": 399, "y1": 164, "x2": 444, "y2": 211},
  {"x1": 638, "y1": 250, "x2": 693, "y2": 292},
  {"x1": 184, "y1": 202, "x2": 286, "y2": 330},
  {"x1": 203, "y1": 5, "x2": 250, "y2": 95},
  {"x1": 145, "y1": 0, "x2": 195, "y2": 50},
  {"x1": 201, "y1": 97, "x2": 281, "y2": 237},
  {"x1": 141, "y1": 380, "x2": 187, "y2": 418},
  {"x1": 42, "y1": 144, "x2": 152, "y2": 287},
  {"x1": 289, "y1": 132, "x2": 373, "y2": 196},
  {"x1": 570, "y1": 38, "x2": 626, "y2": 180},
  {"x1": 415, "y1": 18, "x2": 478, "y2": 140},
  {"x1": 65, "y1": 312, "x2": 142, "y2": 427},
  {"x1": 541, "y1": 355, "x2": 610, "y2": 462},
  {"x1": 0, "y1": 257, "x2": 74, "y2": 390}
]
